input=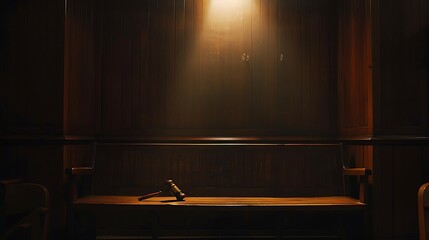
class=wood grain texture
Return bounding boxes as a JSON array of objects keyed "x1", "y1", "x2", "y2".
[
  {"x1": 374, "y1": 0, "x2": 428, "y2": 136},
  {"x1": 72, "y1": 195, "x2": 367, "y2": 239},
  {"x1": 338, "y1": 0, "x2": 373, "y2": 138},
  {"x1": 64, "y1": 0, "x2": 100, "y2": 135},
  {"x1": 63, "y1": 143, "x2": 95, "y2": 169},
  {"x1": 0, "y1": 0, "x2": 64, "y2": 135},
  {"x1": 88, "y1": 144, "x2": 344, "y2": 198},
  {"x1": 74, "y1": 196, "x2": 366, "y2": 208},
  {"x1": 2, "y1": 1, "x2": 429, "y2": 239},
  {"x1": 373, "y1": 144, "x2": 429, "y2": 240}
]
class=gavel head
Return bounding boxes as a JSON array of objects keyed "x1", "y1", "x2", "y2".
[{"x1": 164, "y1": 179, "x2": 186, "y2": 201}]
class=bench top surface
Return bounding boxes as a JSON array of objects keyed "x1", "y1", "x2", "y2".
[{"x1": 73, "y1": 196, "x2": 365, "y2": 210}]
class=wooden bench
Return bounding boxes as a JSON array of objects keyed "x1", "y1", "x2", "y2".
[{"x1": 66, "y1": 143, "x2": 371, "y2": 239}]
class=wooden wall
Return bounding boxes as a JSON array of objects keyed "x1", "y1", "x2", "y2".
[
  {"x1": 338, "y1": 0, "x2": 429, "y2": 240},
  {"x1": 91, "y1": 143, "x2": 343, "y2": 197},
  {"x1": 339, "y1": 0, "x2": 429, "y2": 138},
  {"x1": 338, "y1": 0, "x2": 372, "y2": 138},
  {"x1": 0, "y1": 0, "x2": 64, "y2": 135},
  {"x1": 64, "y1": 0, "x2": 338, "y2": 138},
  {"x1": 0, "y1": 0, "x2": 67, "y2": 238},
  {"x1": 373, "y1": 144, "x2": 429, "y2": 240},
  {"x1": 61, "y1": 2, "x2": 342, "y2": 238},
  {"x1": 373, "y1": 0, "x2": 428, "y2": 136},
  {"x1": 1, "y1": 0, "x2": 429, "y2": 239},
  {"x1": 64, "y1": 0, "x2": 101, "y2": 136}
]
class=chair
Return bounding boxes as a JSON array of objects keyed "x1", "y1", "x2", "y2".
[
  {"x1": 0, "y1": 179, "x2": 49, "y2": 240},
  {"x1": 419, "y1": 182, "x2": 429, "y2": 240}
]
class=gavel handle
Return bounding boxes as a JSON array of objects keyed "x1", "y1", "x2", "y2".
[{"x1": 138, "y1": 191, "x2": 162, "y2": 201}]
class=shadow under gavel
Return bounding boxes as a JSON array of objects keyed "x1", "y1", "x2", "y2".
[{"x1": 138, "y1": 179, "x2": 186, "y2": 201}]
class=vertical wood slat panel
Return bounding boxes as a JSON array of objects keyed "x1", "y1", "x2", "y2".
[
  {"x1": 131, "y1": 0, "x2": 150, "y2": 130},
  {"x1": 165, "y1": 0, "x2": 177, "y2": 127},
  {"x1": 372, "y1": 145, "x2": 429, "y2": 240},
  {"x1": 392, "y1": 146, "x2": 421, "y2": 238},
  {"x1": 0, "y1": 0, "x2": 64, "y2": 134},
  {"x1": 277, "y1": 0, "x2": 294, "y2": 130},
  {"x1": 158, "y1": 0, "x2": 169, "y2": 129},
  {"x1": 64, "y1": 144, "x2": 95, "y2": 168},
  {"x1": 338, "y1": 0, "x2": 372, "y2": 138},
  {"x1": 192, "y1": 0, "x2": 204, "y2": 128},
  {"x1": 373, "y1": 146, "x2": 394, "y2": 239},
  {"x1": 184, "y1": 0, "x2": 196, "y2": 128},
  {"x1": 376, "y1": 0, "x2": 428, "y2": 136},
  {"x1": 252, "y1": 0, "x2": 269, "y2": 128},
  {"x1": 142, "y1": 0, "x2": 157, "y2": 129},
  {"x1": 266, "y1": 0, "x2": 278, "y2": 127},
  {"x1": 293, "y1": 0, "x2": 304, "y2": 133},
  {"x1": 101, "y1": 1, "x2": 124, "y2": 132},
  {"x1": 147, "y1": 0, "x2": 159, "y2": 129},
  {"x1": 301, "y1": 0, "x2": 312, "y2": 132},
  {"x1": 65, "y1": 0, "x2": 99, "y2": 135},
  {"x1": 401, "y1": 0, "x2": 427, "y2": 129}
]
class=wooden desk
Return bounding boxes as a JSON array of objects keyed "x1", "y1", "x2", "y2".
[
  {"x1": 74, "y1": 196, "x2": 365, "y2": 209},
  {"x1": 71, "y1": 196, "x2": 367, "y2": 239}
]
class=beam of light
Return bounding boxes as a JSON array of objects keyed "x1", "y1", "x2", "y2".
[
  {"x1": 165, "y1": 0, "x2": 258, "y2": 130},
  {"x1": 210, "y1": 0, "x2": 244, "y2": 17}
]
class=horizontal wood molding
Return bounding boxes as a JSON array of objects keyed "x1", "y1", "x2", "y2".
[
  {"x1": 0, "y1": 135, "x2": 95, "y2": 144},
  {"x1": 340, "y1": 135, "x2": 429, "y2": 145},
  {"x1": 95, "y1": 136, "x2": 339, "y2": 144}
]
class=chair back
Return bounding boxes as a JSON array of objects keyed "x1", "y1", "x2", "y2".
[
  {"x1": 419, "y1": 182, "x2": 429, "y2": 240},
  {"x1": 0, "y1": 181, "x2": 49, "y2": 240}
]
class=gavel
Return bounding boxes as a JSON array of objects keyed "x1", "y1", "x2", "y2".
[{"x1": 138, "y1": 179, "x2": 186, "y2": 201}]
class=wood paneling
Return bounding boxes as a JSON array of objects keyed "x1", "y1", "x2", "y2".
[
  {"x1": 0, "y1": 0, "x2": 64, "y2": 135},
  {"x1": 339, "y1": 0, "x2": 429, "y2": 139},
  {"x1": 2, "y1": 1, "x2": 428, "y2": 240},
  {"x1": 64, "y1": 0, "x2": 101, "y2": 135},
  {"x1": 373, "y1": 144, "x2": 429, "y2": 240},
  {"x1": 63, "y1": 143, "x2": 95, "y2": 169},
  {"x1": 339, "y1": 1, "x2": 429, "y2": 237},
  {"x1": 338, "y1": 0, "x2": 373, "y2": 138},
  {"x1": 373, "y1": 0, "x2": 428, "y2": 136},
  {"x1": 91, "y1": 144, "x2": 343, "y2": 197},
  {"x1": 98, "y1": 0, "x2": 338, "y2": 138}
]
